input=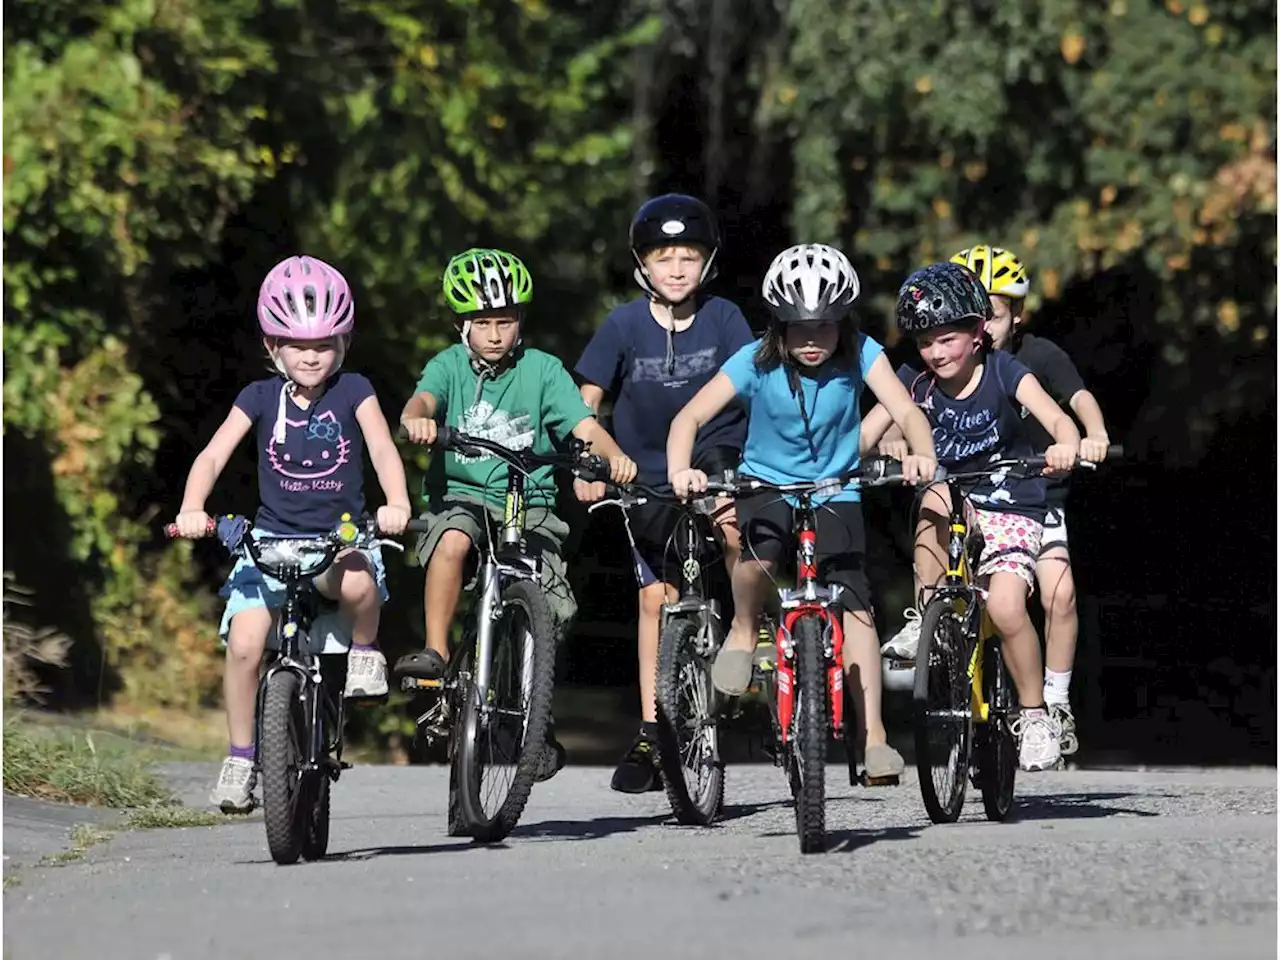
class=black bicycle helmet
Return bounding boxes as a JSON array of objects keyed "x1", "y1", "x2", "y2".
[
  {"x1": 896, "y1": 261, "x2": 993, "y2": 334},
  {"x1": 629, "y1": 193, "x2": 720, "y2": 299}
]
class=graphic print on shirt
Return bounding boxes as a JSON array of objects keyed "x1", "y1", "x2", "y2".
[
  {"x1": 631, "y1": 346, "x2": 719, "y2": 387},
  {"x1": 267, "y1": 409, "x2": 352, "y2": 492},
  {"x1": 457, "y1": 399, "x2": 534, "y2": 464}
]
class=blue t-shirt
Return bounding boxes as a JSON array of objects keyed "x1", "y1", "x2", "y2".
[
  {"x1": 234, "y1": 372, "x2": 376, "y2": 535},
  {"x1": 574, "y1": 296, "x2": 752, "y2": 484},
  {"x1": 720, "y1": 334, "x2": 883, "y2": 503},
  {"x1": 897, "y1": 350, "x2": 1047, "y2": 519}
]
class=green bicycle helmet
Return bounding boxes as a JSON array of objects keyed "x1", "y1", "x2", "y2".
[{"x1": 443, "y1": 248, "x2": 533, "y2": 316}]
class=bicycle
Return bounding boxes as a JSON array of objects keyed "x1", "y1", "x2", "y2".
[
  {"x1": 399, "y1": 425, "x2": 611, "y2": 843},
  {"x1": 166, "y1": 512, "x2": 411, "y2": 865},
  {"x1": 705, "y1": 458, "x2": 914, "y2": 854},
  {"x1": 910, "y1": 446, "x2": 1123, "y2": 825},
  {"x1": 587, "y1": 481, "x2": 732, "y2": 826}
]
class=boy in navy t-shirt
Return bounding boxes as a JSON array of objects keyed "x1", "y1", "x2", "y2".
[{"x1": 574, "y1": 193, "x2": 752, "y2": 793}]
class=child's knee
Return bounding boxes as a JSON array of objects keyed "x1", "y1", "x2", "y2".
[
  {"x1": 226, "y1": 611, "x2": 271, "y2": 664},
  {"x1": 638, "y1": 583, "x2": 666, "y2": 619},
  {"x1": 339, "y1": 568, "x2": 379, "y2": 606},
  {"x1": 433, "y1": 529, "x2": 473, "y2": 565},
  {"x1": 1039, "y1": 566, "x2": 1077, "y2": 619},
  {"x1": 986, "y1": 581, "x2": 1030, "y2": 633}
]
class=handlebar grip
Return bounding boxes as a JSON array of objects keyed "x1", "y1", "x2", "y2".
[
  {"x1": 435, "y1": 424, "x2": 457, "y2": 450},
  {"x1": 165, "y1": 517, "x2": 217, "y2": 539},
  {"x1": 405, "y1": 518, "x2": 432, "y2": 534},
  {"x1": 575, "y1": 455, "x2": 612, "y2": 483},
  {"x1": 1106, "y1": 443, "x2": 1124, "y2": 459}
]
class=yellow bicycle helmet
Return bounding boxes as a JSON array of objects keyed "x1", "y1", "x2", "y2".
[{"x1": 950, "y1": 245, "x2": 1030, "y2": 299}]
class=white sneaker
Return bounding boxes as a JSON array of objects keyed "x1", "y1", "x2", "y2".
[
  {"x1": 1013, "y1": 708, "x2": 1062, "y2": 771},
  {"x1": 881, "y1": 608, "x2": 922, "y2": 660},
  {"x1": 210, "y1": 757, "x2": 257, "y2": 813},
  {"x1": 345, "y1": 648, "x2": 389, "y2": 698}
]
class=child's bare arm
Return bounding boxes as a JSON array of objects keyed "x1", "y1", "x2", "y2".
[
  {"x1": 174, "y1": 408, "x2": 253, "y2": 536},
  {"x1": 356, "y1": 396, "x2": 413, "y2": 532},
  {"x1": 1068, "y1": 389, "x2": 1111, "y2": 461},
  {"x1": 571, "y1": 418, "x2": 637, "y2": 484}
]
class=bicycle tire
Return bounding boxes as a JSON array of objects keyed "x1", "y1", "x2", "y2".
[
  {"x1": 976, "y1": 640, "x2": 1017, "y2": 822},
  {"x1": 300, "y1": 772, "x2": 330, "y2": 861},
  {"x1": 791, "y1": 615, "x2": 829, "y2": 854},
  {"x1": 912, "y1": 597, "x2": 973, "y2": 824},
  {"x1": 446, "y1": 644, "x2": 473, "y2": 838},
  {"x1": 456, "y1": 579, "x2": 556, "y2": 843},
  {"x1": 261, "y1": 669, "x2": 308, "y2": 865},
  {"x1": 655, "y1": 616, "x2": 723, "y2": 826}
]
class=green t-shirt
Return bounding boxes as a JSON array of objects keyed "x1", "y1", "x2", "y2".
[{"x1": 416, "y1": 344, "x2": 594, "y2": 509}]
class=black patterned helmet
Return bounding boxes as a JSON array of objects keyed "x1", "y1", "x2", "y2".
[{"x1": 896, "y1": 261, "x2": 993, "y2": 334}]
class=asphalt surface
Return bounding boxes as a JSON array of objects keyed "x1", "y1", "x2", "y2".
[{"x1": 3, "y1": 763, "x2": 1275, "y2": 959}]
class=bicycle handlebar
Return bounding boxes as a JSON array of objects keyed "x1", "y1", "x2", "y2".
[
  {"x1": 701, "y1": 455, "x2": 915, "y2": 500},
  {"x1": 938, "y1": 444, "x2": 1125, "y2": 482},
  {"x1": 423, "y1": 425, "x2": 612, "y2": 483},
  {"x1": 165, "y1": 513, "x2": 430, "y2": 583}
]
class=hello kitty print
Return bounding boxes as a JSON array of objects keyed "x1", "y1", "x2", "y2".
[{"x1": 235, "y1": 373, "x2": 374, "y2": 534}]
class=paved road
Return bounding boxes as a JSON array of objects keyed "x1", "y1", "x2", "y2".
[{"x1": 4, "y1": 764, "x2": 1275, "y2": 960}]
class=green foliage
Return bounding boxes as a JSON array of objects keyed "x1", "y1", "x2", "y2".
[{"x1": 3, "y1": 0, "x2": 1273, "y2": 731}]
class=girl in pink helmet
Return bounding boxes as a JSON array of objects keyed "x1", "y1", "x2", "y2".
[{"x1": 170, "y1": 255, "x2": 412, "y2": 813}]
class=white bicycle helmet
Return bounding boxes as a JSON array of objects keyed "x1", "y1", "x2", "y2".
[{"x1": 762, "y1": 243, "x2": 861, "y2": 323}]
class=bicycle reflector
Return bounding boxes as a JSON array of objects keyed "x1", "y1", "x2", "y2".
[{"x1": 337, "y1": 513, "x2": 359, "y2": 544}]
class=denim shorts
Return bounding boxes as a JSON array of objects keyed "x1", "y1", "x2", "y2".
[{"x1": 217, "y1": 527, "x2": 389, "y2": 645}]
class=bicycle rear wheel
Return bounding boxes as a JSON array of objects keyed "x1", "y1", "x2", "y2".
[
  {"x1": 913, "y1": 597, "x2": 973, "y2": 824},
  {"x1": 455, "y1": 579, "x2": 556, "y2": 843},
  {"x1": 260, "y1": 669, "x2": 308, "y2": 865},
  {"x1": 790, "y1": 615, "x2": 829, "y2": 854},
  {"x1": 975, "y1": 639, "x2": 1018, "y2": 821},
  {"x1": 655, "y1": 615, "x2": 723, "y2": 825}
]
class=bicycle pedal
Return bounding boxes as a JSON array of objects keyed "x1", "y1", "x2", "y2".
[
  {"x1": 401, "y1": 676, "x2": 444, "y2": 691},
  {"x1": 860, "y1": 773, "x2": 900, "y2": 787}
]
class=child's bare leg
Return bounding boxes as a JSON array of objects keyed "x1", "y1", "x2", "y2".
[
  {"x1": 637, "y1": 581, "x2": 676, "y2": 724},
  {"x1": 225, "y1": 608, "x2": 272, "y2": 748},
  {"x1": 843, "y1": 608, "x2": 886, "y2": 746},
  {"x1": 711, "y1": 559, "x2": 772, "y2": 696},
  {"x1": 424, "y1": 531, "x2": 471, "y2": 662},
  {"x1": 1037, "y1": 548, "x2": 1077, "y2": 678},
  {"x1": 985, "y1": 572, "x2": 1044, "y2": 706},
  {"x1": 317, "y1": 551, "x2": 381, "y2": 646}
]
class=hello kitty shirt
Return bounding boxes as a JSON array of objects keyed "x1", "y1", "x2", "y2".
[{"x1": 234, "y1": 372, "x2": 375, "y2": 534}]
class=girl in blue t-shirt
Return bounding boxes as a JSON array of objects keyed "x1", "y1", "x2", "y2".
[
  {"x1": 668, "y1": 243, "x2": 937, "y2": 782},
  {"x1": 170, "y1": 256, "x2": 412, "y2": 813},
  {"x1": 860, "y1": 261, "x2": 1081, "y2": 773}
]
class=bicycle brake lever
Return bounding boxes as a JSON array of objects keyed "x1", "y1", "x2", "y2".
[{"x1": 374, "y1": 539, "x2": 406, "y2": 552}]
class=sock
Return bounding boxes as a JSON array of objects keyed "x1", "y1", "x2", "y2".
[
  {"x1": 351, "y1": 641, "x2": 377, "y2": 652},
  {"x1": 229, "y1": 743, "x2": 254, "y2": 761},
  {"x1": 639, "y1": 721, "x2": 659, "y2": 740},
  {"x1": 1044, "y1": 669, "x2": 1072, "y2": 705}
]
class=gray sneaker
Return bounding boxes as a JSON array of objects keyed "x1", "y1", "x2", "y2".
[
  {"x1": 345, "y1": 648, "x2": 389, "y2": 699},
  {"x1": 210, "y1": 757, "x2": 257, "y2": 813},
  {"x1": 1049, "y1": 702, "x2": 1078, "y2": 755}
]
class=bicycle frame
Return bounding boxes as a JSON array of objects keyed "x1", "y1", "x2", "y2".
[{"x1": 774, "y1": 494, "x2": 847, "y2": 745}]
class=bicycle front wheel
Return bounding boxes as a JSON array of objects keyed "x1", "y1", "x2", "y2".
[
  {"x1": 655, "y1": 615, "x2": 723, "y2": 826},
  {"x1": 913, "y1": 597, "x2": 973, "y2": 824},
  {"x1": 975, "y1": 639, "x2": 1017, "y2": 821},
  {"x1": 456, "y1": 579, "x2": 556, "y2": 843},
  {"x1": 260, "y1": 669, "x2": 309, "y2": 865},
  {"x1": 790, "y1": 615, "x2": 829, "y2": 854}
]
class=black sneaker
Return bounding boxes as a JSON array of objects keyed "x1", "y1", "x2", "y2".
[
  {"x1": 610, "y1": 733, "x2": 661, "y2": 794},
  {"x1": 532, "y1": 723, "x2": 568, "y2": 783}
]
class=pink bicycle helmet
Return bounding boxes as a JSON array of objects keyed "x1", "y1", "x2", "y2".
[{"x1": 257, "y1": 256, "x2": 354, "y2": 339}]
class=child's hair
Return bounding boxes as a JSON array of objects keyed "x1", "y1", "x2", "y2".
[{"x1": 752, "y1": 313, "x2": 862, "y2": 374}]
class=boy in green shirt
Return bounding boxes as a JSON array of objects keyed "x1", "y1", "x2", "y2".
[{"x1": 395, "y1": 250, "x2": 636, "y2": 758}]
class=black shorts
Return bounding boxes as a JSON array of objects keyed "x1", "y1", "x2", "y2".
[
  {"x1": 630, "y1": 446, "x2": 740, "y2": 588},
  {"x1": 736, "y1": 488, "x2": 872, "y2": 614}
]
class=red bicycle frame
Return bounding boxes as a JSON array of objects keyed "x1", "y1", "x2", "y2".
[{"x1": 774, "y1": 512, "x2": 846, "y2": 744}]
